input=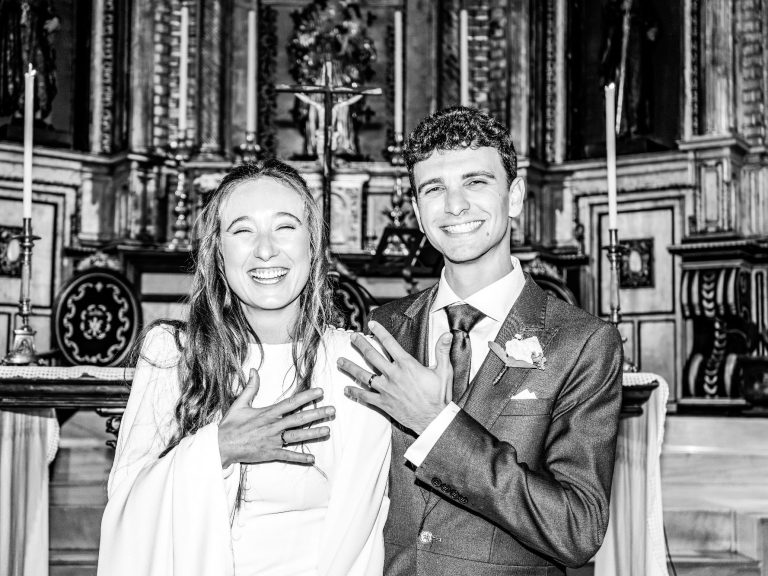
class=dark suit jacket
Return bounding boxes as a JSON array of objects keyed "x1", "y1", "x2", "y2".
[{"x1": 372, "y1": 275, "x2": 623, "y2": 576}]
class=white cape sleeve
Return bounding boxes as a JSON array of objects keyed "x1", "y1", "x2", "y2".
[
  {"x1": 316, "y1": 332, "x2": 392, "y2": 576},
  {"x1": 97, "y1": 326, "x2": 239, "y2": 576}
]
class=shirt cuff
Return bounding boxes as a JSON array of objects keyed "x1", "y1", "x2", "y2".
[{"x1": 404, "y1": 402, "x2": 461, "y2": 467}]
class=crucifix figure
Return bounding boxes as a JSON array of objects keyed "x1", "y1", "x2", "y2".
[
  {"x1": 276, "y1": 60, "x2": 381, "y2": 247},
  {"x1": 293, "y1": 92, "x2": 364, "y2": 159}
]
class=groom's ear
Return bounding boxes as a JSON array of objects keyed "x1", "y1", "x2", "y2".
[
  {"x1": 508, "y1": 177, "x2": 526, "y2": 219},
  {"x1": 412, "y1": 194, "x2": 425, "y2": 233}
]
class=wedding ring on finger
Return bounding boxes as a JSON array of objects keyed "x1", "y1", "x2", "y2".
[{"x1": 280, "y1": 430, "x2": 287, "y2": 447}]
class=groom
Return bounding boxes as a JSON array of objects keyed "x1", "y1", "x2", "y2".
[{"x1": 339, "y1": 107, "x2": 623, "y2": 575}]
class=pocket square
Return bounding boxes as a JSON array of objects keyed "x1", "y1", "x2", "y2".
[{"x1": 511, "y1": 388, "x2": 537, "y2": 400}]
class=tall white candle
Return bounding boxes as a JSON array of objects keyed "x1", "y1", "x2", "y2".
[
  {"x1": 605, "y1": 83, "x2": 618, "y2": 230},
  {"x1": 23, "y1": 65, "x2": 36, "y2": 220},
  {"x1": 246, "y1": 7, "x2": 258, "y2": 133},
  {"x1": 459, "y1": 9, "x2": 469, "y2": 106},
  {"x1": 393, "y1": 10, "x2": 403, "y2": 135},
  {"x1": 178, "y1": 3, "x2": 189, "y2": 133}
]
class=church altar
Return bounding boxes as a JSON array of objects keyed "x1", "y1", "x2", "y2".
[
  {"x1": 0, "y1": 366, "x2": 655, "y2": 415},
  {"x1": 0, "y1": 367, "x2": 664, "y2": 576}
]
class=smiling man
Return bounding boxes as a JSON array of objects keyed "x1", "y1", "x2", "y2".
[{"x1": 339, "y1": 107, "x2": 624, "y2": 575}]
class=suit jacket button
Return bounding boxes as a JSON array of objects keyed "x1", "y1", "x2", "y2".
[
  {"x1": 431, "y1": 477, "x2": 441, "y2": 488},
  {"x1": 419, "y1": 530, "x2": 433, "y2": 544},
  {"x1": 460, "y1": 496, "x2": 468, "y2": 504}
]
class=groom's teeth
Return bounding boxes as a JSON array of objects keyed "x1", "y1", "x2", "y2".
[{"x1": 442, "y1": 220, "x2": 483, "y2": 234}]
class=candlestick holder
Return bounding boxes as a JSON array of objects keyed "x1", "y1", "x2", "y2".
[
  {"x1": 604, "y1": 228, "x2": 625, "y2": 326},
  {"x1": 387, "y1": 131, "x2": 405, "y2": 166},
  {"x1": 603, "y1": 229, "x2": 638, "y2": 372},
  {"x1": 166, "y1": 134, "x2": 194, "y2": 251},
  {"x1": 383, "y1": 176, "x2": 410, "y2": 256},
  {"x1": 235, "y1": 130, "x2": 262, "y2": 164},
  {"x1": 4, "y1": 218, "x2": 40, "y2": 365}
]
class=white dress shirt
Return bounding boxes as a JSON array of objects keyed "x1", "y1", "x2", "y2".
[{"x1": 404, "y1": 256, "x2": 527, "y2": 466}]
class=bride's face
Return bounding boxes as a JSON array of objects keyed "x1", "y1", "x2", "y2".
[{"x1": 219, "y1": 177, "x2": 312, "y2": 320}]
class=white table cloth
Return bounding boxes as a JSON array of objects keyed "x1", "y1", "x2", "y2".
[{"x1": 594, "y1": 372, "x2": 670, "y2": 576}]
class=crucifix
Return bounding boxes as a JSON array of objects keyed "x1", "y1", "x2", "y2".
[{"x1": 276, "y1": 60, "x2": 381, "y2": 247}]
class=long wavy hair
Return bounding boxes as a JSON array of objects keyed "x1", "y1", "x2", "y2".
[{"x1": 140, "y1": 159, "x2": 336, "y2": 507}]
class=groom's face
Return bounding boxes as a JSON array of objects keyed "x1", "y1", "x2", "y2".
[{"x1": 411, "y1": 146, "x2": 525, "y2": 268}]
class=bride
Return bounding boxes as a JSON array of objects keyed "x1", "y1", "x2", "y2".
[{"x1": 98, "y1": 159, "x2": 391, "y2": 576}]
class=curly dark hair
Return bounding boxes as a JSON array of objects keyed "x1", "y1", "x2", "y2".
[{"x1": 403, "y1": 106, "x2": 517, "y2": 193}]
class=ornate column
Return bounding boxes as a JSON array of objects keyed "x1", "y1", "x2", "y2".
[
  {"x1": 503, "y1": 0, "x2": 527, "y2": 155},
  {"x1": 543, "y1": 0, "x2": 567, "y2": 165},
  {"x1": 196, "y1": 0, "x2": 227, "y2": 159},
  {"x1": 90, "y1": 0, "x2": 131, "y2": 154},
  {"x1": 436, "y1": 0, "x2": 461, "y2": 109},
  {"x1": 128, "y1": 0, "x2": 156, "y2": 154},
  {"x1": 703, "y1": 0, "x2": 736, "y2": 135},
  {"x1": 671, "y1": 0, "x2": 768, "y2": 409},
  {"x1": 405, "y1": 1, "x2": 437, "y2": 127}
]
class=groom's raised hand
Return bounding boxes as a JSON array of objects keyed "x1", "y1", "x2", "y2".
[{"x1": 337, "y1": 320, "x2": 454, "y2": 435}]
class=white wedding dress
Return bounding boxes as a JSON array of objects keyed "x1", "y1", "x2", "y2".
[{"x1": 98, "y1": 325, "x2": 391, "y2": 576}]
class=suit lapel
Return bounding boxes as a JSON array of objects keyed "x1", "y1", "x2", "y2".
[
  {"x1": 394, "y1": 284, "x2": 436, "y2": 366},
  {"x1": 389, "y1": 284, "x2": 437, "y2": 450},
  {"x1": 388, "y1": 285, "x2": 441, "y2": 509},
  {"x1": 461, "y1": 276, "x2": 558, "y2": 429}
]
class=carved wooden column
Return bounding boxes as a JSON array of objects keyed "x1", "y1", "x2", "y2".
[
  {"x1": 403, "y1": 1, "x2": 437, "y2": 126},
  {"x1": 128, "y1": 0, "x2": 156, "y2": 155},
  {"x1": 702, "y1": 0, "x2": 736, "y2": 135},
  {"x1": 90, "y1": 0, "x2": 130, "y2": 155},
  {"x1": 672, "y1": 0, "x2": 768, "y2": 409},
  {"x1": 196, "y1": 0, "x2": 228, "y2": 159},
  {"x1": 503, "y1": 0, "x2": 527, "y2": 155},
  {"x1": 544, "y1": 0, "x2": 567, "y2": 165},
  {"x1": 436, "y1": 0, "x2": 461, "y2": 109}
]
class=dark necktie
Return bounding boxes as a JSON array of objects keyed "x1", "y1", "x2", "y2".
[{"x1": 445, "y1": 304, "x2": 486, "y2": 402}]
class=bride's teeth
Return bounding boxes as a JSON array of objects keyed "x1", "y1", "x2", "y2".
[
  {"x1": 250, "y1": 268, "x2": 288, "y2": 282},
  {"x1": 443, "y1": 221, "x2": 482, "y2": 234}
]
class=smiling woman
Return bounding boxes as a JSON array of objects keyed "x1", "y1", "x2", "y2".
[
  {"x1": 219, "y1": 171, "x2": 315, "y2": 343},
  {"x1": 97, "y1": 160, "x2": 391, "y2": 576}
]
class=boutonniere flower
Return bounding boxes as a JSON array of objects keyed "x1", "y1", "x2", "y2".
[{"x1": 488, "y1": 334, "x2": 547, "y2": 371}]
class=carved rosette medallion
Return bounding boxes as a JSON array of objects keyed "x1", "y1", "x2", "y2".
[{"x1": 54, "y1": 270, "x2": 141, "y2": 366}]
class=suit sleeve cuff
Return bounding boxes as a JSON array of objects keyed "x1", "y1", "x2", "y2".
[{"x1": 404, "y1": 402, "x2": 461, "y2": 467}]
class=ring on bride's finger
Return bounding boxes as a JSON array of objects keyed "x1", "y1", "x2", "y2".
[
  {"x1": 367, "y1": 373, "x2": 377, "y2": 388},
  {"x1": 280, "y1": 430, "x2": 287, "y2": 447}
]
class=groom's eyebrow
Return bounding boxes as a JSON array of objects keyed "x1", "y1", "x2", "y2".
[
  {"x1": 462, "y1": 170, "x2": 496, "y2": 180},
  {"x1": 416, "y1": 177, "x2": 444, "y2": 195}
]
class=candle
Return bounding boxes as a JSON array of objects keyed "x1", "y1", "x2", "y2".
[
  {"x1": 605, "y1": 83, "x2": 618, "y2": 230},
  {"x1": 246, "y1": 7, "x2": 258, "y2": 133},
  {"x1": 23, "y1": 65, "x2": 36, "y2": 220},
  {"x1": 178, "y1": 2, "x2": 189, "y2": 133},
  {"x1": 459, "y1": 9, "x2": 469, "y2": 106},
  {"x1": 393, "y1": 10, "x2": 403, "y2": 135}
]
